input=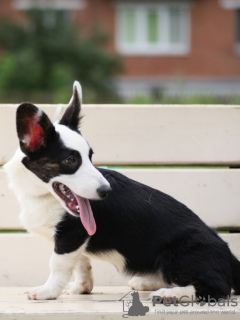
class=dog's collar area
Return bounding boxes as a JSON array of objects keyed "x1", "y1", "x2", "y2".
[{"x1": 52, "y1": 182, "x2": 96, "y2": 236}]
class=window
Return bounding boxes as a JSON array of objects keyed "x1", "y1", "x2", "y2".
[
  {"x1": 13, "y1": 0, "x2": 85, "y2": 28},
  {"x1": 220, "y1": 0, "x2": 240, "y2": 53},
  {"x1": 42, "y1": 10, "x2": 70, "y2": 28},
  {"x1": 220, "y1": 0, "x2": 240, "y2": 9},
  {"x1": 116, "y1": 3, "x2": 190, "y2": 55},
  {"x1": 236, "y1": 9, "x2": 240, "y2": 52},
  {"x1": 13, "y1": 0, "x2": 86, "y2": 10}
]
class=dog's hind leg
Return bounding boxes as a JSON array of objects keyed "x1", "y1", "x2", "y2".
[
  {"x1": 128, "y1": 274, "x2": 170, "y2": 291},
  {"x1": 66, "y1": 255, "x2": 93, "y2": 294},
  {"x1": 28, "y1": 250, "x2": 81, "y2": 300},
  {"x1": 149, "y1": 272, "x2": 231, "y2": 303},
  {"x1": 150, "y1": 273, "x2": 232, "y2": 303}
]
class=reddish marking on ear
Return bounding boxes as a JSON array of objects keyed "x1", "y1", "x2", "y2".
[
  {"x1": 22, "y1": 115, "x2": 44, "y2": 151},
  {"x1": 28, "y1": 123, "x2": 44, "y2": 151}
]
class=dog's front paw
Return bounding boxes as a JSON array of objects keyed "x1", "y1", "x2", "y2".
[
  {"x1": 66, "y1": 277, "x2": 93, "y2": 295},
  {"x1": 128, "y1": 277, "x2": 147, "y2": 290},
  {"x1": 128, "y1": 276, "x2": 159, "y2": 291},
  {"x1": 150, "y1": 288, "x2": 175, "y2": 301},
  {"x1": 28, "y1": 285, "x2": 60, "y2": 300}
]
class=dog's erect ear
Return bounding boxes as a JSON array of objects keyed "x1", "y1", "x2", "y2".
[
  {"x1": 59, "y1": 81, "x2": 82, "y2": 130},
  {"x1": 16, "y1": 103, "x2": 56, "y2": 156}
]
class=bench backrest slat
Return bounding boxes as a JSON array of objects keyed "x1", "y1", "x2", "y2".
[
  {"x1": 1, "y1": 104, "x2": 240, "y2": 231},
  {"x1": 1, "y1": 105, "x2": 240, "y2": 165}
]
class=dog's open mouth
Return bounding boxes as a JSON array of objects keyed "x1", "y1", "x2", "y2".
[{"x1": 52, "y1": 182, "x2": 96, "y2": 236}]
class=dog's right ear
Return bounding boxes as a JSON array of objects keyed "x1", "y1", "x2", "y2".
[
  {"x1": 16, "y1": 103, "x2": 56, "y2": 156},
  {"x1": 59, "y1": 81, "x2": 82, "y2": 131}
]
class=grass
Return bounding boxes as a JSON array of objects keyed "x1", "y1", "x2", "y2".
[
  {"x1": 0, "y1": 230, "x2": 27, "y2": 233},
  {"x1": 0, "y1": 229, "x2": 237, "y2": 234},
  {"x1": 1, "y1": 89, "x2": 240, "y2": 104},
  {"x1": 126, "y1": 94, "x2": 240, "y2": 105},
  {"x1": 98, "y1": 165, "x2": 229, "y2": 169}
]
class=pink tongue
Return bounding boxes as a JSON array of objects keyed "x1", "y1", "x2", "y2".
[{"x1": 75, "y1": 195, "x2": 96, "y2": 236}]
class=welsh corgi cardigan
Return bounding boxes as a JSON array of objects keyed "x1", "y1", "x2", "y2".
[{"x1": 4, "y1": 81, "x2": 240, "y2": 302}]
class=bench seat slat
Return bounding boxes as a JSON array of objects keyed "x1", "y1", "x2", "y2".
[{"x1": 0, "y1": 233, "x2": 239, "y2": 287}]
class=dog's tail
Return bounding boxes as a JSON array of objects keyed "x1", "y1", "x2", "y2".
[{"x1": 231, "y1": 253, "x2": 240, "y2": 294}]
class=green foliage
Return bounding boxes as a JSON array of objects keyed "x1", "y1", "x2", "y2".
[
  {"x1": 0, "y1": 50, "x2": 42, "y2": 91},
  {"x1": 126, "y1": 94, "x2": 240, "y2": 105},
  {"x1": 0, "y1": 9, "x2": 121, "y2": 103},
  {"x1": 126, "y1": 95, "x2": 155, "y2": 104}
]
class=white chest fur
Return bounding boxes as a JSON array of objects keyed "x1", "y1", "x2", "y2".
[
  {"x1": 19, "y1": 193, "x2": 64, "y2": 240},
  {"x1": 4, "y1": 149, "x2": 65, "y2": 240}
]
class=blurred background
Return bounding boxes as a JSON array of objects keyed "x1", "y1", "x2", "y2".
[{"x1": 0, "y1": 0, "x2": 240, "y2": 104}]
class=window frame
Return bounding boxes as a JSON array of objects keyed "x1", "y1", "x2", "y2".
[
  {"x1": 220, "y1": 1, "x2": 240, "y2": 54},
  {"x1": 220, "y1": 0, "x2": 240, "y2": 9},
  {"x1": 115, "y1": 2, "x2": 191, "y2": 56},
  {"x1": 235, "y1": 9, "x2": 240, "y2": 53},
  {"x1": 13, "y1": 0, "x2": 86, "y2": 10}
]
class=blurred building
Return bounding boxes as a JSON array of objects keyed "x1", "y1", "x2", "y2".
[{"x1": 1, "y1": 0, "x2": 240, "y2": 98}]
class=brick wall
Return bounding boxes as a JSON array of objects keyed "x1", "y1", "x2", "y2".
[
  {"x1": 115, "y1": 0, "x2": 240, "y2": 79},
  {"x1": 0, "y1": 0, "x2": 25, "y2": 23},
  {"x1": 1, "y1": 0, "x2": 240, "y2": 80},
  {"x1": 74, "y1": 0, "x2": 115, "y2": 52}
]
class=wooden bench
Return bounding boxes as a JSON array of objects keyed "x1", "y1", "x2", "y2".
[{"x1": 1, "y1": 104, "x2": 240, "y2": 318}]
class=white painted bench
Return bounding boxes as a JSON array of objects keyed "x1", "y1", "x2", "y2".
[{"x1": 1, "y1": 104, "x2": 240, "y2": 318}]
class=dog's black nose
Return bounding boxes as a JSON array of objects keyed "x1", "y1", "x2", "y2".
[{"x1": 97, "y1": 185, "x2": 112, "y2": 199}]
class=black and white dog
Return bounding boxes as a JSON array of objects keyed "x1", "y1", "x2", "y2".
[{"x1": 5, "y1": 81, "x2": 240, "y2": 301}]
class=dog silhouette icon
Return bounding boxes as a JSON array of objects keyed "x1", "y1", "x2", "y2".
[{"x1": 127, "y1": 291, "x2": 149, "y2": 317}]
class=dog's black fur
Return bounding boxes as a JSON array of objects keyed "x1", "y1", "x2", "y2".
[
  {"x1": 55, "y1": 166, "x2": 240, "y2": 300},
  {"x1": 14, "y1": 84, "x2": 240, "y2": 301}
]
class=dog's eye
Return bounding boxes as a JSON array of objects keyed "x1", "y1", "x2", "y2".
[
  {"x1": 65, "y1": 156, "x2": 76, "y2": 164},
  {"x1": 61, "y1": 151, "x2": 81, "y2": 173}
]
